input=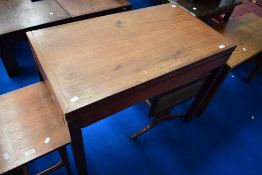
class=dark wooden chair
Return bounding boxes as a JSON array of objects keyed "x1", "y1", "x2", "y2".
[
  {"x1": 0, "y1": 82, "x2": 71, "y2": 175},
  {"x1": 131, "y1": 74, "x2": 210, "y2": 139},
  {"x1": 171, "y1": 0, "x2": 241, "y2": 23}
]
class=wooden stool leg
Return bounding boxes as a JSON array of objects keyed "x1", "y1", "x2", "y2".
[
  {"x1": 246, "y1": 52, "x2": 262, "y2": 83},
  {"x1": 0, "y1": 42, "x2": 19, "y2": 77},
  {"x1": 246, "y1": 57, "x2": 262, "y2": 82},
  {"x1": 246, "y1": 64, "x2": 260, "y2": 82},
  {"x1": 58, "y1": 146, "x2": 71, "y2": 175}
]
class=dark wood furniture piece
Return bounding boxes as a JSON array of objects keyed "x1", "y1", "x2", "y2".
[
  {"x1": 0, "y1": 0, "x2": 70, "y2": 76},
  {"x1": 171, "y1": 0, "x2": 241, "y2": 22},
  {"x1": 246, "y1": 56, "x2": 262, "y2": 82},
  {"x1": 131, "y1": 74, "x2": 210, "y2": 139},
  {"x1": 0, "y1": 0, "x2": 131, "y2": 77},
  {"x1": 197, "y1": 13, "x2": 262, "y2": 115},
  {"x1": 255, "y1": 0, "x2": 262, "y2": 7},
  {"x1": 0, "y1": 0, "x2": 70, "y2": 36},
  {"x1": 27, "y1": 4, "x2": 235, "y2": 174},
  {"x1": 0, "y1": 82, "x2": 71, "y2": 175},
  {"x1": 57, "y1": 0, "x2": 131, "y2": 18}
]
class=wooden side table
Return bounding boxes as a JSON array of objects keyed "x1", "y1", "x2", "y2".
[{"x1": 27, "y1": 4, "x2": 235, "y2": 174}]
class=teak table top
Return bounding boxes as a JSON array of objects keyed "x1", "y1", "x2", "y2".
[
  {"x1": 57, "y1": 0, "x2": 131, "y2": 17},
  {"x1": 0, "y1": 83, "x2": 70, "y2": 174},
  {"x1": 27, "y1": 4, "x2": 234, "y2": 122},
  {"x1": 217, "y1": 13, "x2": 262, "y2": 68},
  {"x1": 0, "y1": 0, "x2": 70, "y2": 36}
]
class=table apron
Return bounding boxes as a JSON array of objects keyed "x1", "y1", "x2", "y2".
[{"x1": 66, "y1": 54, "x2": 231, "y2": 128}]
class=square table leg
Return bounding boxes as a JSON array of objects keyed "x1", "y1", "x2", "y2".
[
  {"x1": 196, "y1": 64, "x2": 230, "y2": 116},
  {"x1": 58, "y1": 146, "x2": 72, "y2": 175},
  {"x1": 68, "y1": 120, "x2": 88, "y2": 175},
  {"x1": 182, "y1": 67, "x2": 222, "y2": 121}
]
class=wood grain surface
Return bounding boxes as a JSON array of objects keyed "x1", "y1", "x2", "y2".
[
  {"x1": 0, "y1": 0, "x2": 70, "y2": 36},
  {"x1": 57, "y1": 0, "x2": 131, "y2": 17},
  {"x1": 27, "y1": 4, "x2": 235, "y2": 121},
  {"x1": 0, "y1": 82, "x2": 70, "y2": 174},
  {"x1": 217, "y1": 13, "x2": 262, "y2": 68}
]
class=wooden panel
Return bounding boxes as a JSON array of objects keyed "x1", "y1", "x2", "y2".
[
  {"x1": 0, "y1": 0, "x2": 70, "y2": 36},
  {"x1": 27, "y1": 37, "x2": 70, "y2": 116},
  {"x1": 0, "y1": 83, "x2": 70, "y2": 174},
  {"x1": 216, "y1": 13, "x2": 262, "y2": 68},
  {"x1": 27, "y1": 4, "x2": 235, "y2": 120},
  {"x1": 57, "y1": 0, "x2": 131, "y2": 17},
  {"x1": 151, "y1": 74, "x2": 209, "y2": 116},
  {"x1": 67, "y1": 53, "x2": 232, "y2": 126}
]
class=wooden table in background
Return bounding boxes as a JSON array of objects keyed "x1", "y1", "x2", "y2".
[
  {"x1": 27, "y1": 4, "x2": 235, "y2": 174},
  {"x1": 197, "y1": 13, "x2": 262, "y2": 115},
  {"x1": 223, "y1": 13, "x2": 262, "y2": 68},
  {"x1": 57, "y1": 0, "x2": 131, "y2": 17},
  {"x1": 0, "y1": 0, "x2": 70, "y2": 37},
  {"x1": 0, "y1": 0, "x2": 131, "y2": 77},
  {"x1": 0, "y1": 0, "x2": 70, "y2": 76}
]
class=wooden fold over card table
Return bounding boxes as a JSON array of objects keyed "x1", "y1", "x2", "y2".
[{"x1": 27, "y1": 4, "x2": 235, "y2": 174}]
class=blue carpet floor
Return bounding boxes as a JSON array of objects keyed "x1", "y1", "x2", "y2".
[{"x1": 1, "y1": 1, "x2": 262, "y2": 175}]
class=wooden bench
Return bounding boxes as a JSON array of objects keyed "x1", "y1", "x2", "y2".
[
  {"x1": 197, "y1": 13, "x2": 262, "y2": 115},
  {"x1": 0, "y1": 82, "x2": 71, "y2": 175}
]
